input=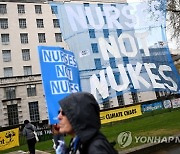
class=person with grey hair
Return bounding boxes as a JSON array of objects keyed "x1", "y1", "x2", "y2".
[
  {"x1": 57, "y1": 92, "x2": 118, "y2": 154},
  {"x1": 23, "y1": 120, "x2": 36, "y2": 154}
]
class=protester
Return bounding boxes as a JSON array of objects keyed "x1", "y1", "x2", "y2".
[
  {"x1": 57, "y1": 92, "x2": 118, "y2": 154},
  {"x1": 23, "y1": 120, "x2": 37, "y2": 154},
  {"x1": 51, "y1": 124, "x2": 64, "y2": 149}
]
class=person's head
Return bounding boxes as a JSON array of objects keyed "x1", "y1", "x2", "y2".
[
  {"x1": 58, "y1": 92, "x2": 101, "y2": 142},
  {"x1": 24, "y1": 120, "x2": 30, "y2": 125},
  {"x1": 58, "y1": 110, "x2": 75, "y2": 135}
]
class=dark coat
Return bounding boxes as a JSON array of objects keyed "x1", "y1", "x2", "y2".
[
  {"x1": 23, "y1": 123, "x2": 35, "y2": 140},
  {"x1": 60, "y1": 92, "x2": 118, "y2": 154}
]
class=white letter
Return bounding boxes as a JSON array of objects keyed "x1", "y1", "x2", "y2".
[
  {"x1": 90, "y1": 70, "x2": 109, "y2": 99},
  {"x1": 122, "y1": 5, "x2": 136, "y2": 28},
  {"x1": 104, "y1": 6, "x2": 123, "y2": 29},
  {"x1": 65, "y1": 5, "x2": 88, "y2": 31},
  {"x1": 99, "y1": 36, "x2": 121, "y2": 60},
  {"x1": 144, "y1": 63, "x2": 165, "y2": 89},
  {"x1": 135, "y1": 31, "x2": 150, "y2": 56},
  {"x1": 118, "y1": 33, "x2": 138, "y2": 57},
  {"x1": 85, "y1": 7, "x2": 104, "y2": 29},
  {"x1": 107, "y1": 65, "x2": 130, "y2": 92},
  {"x1": 134, "y1": 136, "x2": 141, "y2": 143},
  {"x1": 127, "y1": 62, "x2": 151, "y2": 89},
  {"x1": 159, "y1": 65, "x2": 177, "y2": 91}
]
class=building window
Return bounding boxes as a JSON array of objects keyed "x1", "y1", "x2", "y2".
[
  {"x1": 55, "y1": 33, "x2": 62, "y2": 42},
  {"x1": 89, "y1": 29, "x2": 96, "y2": 38},
  {"x1": 17, "y1": 4, "x2": 25, "y2": 14},
  {"x1": 27, "y1": 85, "x2": 36, "y2": 97},
  {"x1": 20, "y1": 33, "x2": 28, "y2": 44},
  {"x1": 29, "y1": 101, "x2": 40, "y2": 122},
  {"x1": 114, "y1": 72, "x2": 120, "y2": 84},
  {"x1": 24, "y1": 66, "x2": 32, "y2": 76},
  {"x1": 97, "y1": 4, "x2": 103, "y2": 11},
  {"x1": 102, "y1": 98, "x2": 110, "y2": 109},
  {"x1": 0, "y1": 18, "x2": 8, "y2": 29},
  {"x1": 36, "y1": 19, "x2": 44, "y2": 28},
  {"x1": 19, "y1": 18, "x2": 27, "y2": 28},
  {"x1": 155, "y1": 91, "x2": 160, "y2": 99},
  {"x1": 109, "y1": 57, "x2": 116, "y2": 68},
  {"x1": 0, "y1": 4, "x2": 7, "y2": 14},
  {"x1": 2, "y1": 50, "x2": 11, "y2": 62},
  {"x1": 94, "y1": 58, "x2": 102, "y2": 69},
  {"x1": 117, "y1": 93, "x2": 124, "y2": 106},
  {"x1": 123, "y1": 57, "x2": 129, "y2": 65},
  {"x1": 117, "y1": 29, "x2": 122, "y2": 37},
  {"x1": 51, "y1": 6, "x2": 58, "y2": 14},
  {"x1": 7, "y1": 104, "x2": 19, "y2": 125},
  {"x1": 91, "y1": 43, "x2": 99, "y2": 53},
  {"x1": 4, "y1": 67, "x2": 13, "y2": 77},
  {"x1": 38, "y1": 33, "x2": 46, "y2": 43},
  {"x1": 83, "y1": 3, "x2": 89, "y2": 7},
  {"x1": 111, "y1": 4, "x2": 116, "y2": 7},
  {"x1": 103, "y1": 29, "x2": 109, "y2": 38},
  {"x1": 1, "y1": 34, "x2": 9, "y2": 45},
  {"x1": 103, "y1": 16, "x2": 107, "y2": 24},
  {"x1": 131, "y1": 92, "x2": 138, "y2": 104},
  {"x1": 22, "y1": 49, "x2": 30, "y2": 61},
  {"x1": 53, "y1": 19, "x2": 60, "y2": 28},
  {"x1": 35, "y1": 5, "x2": 42, "y2": 14},
  {"x1": 5, "y1": 87, "x2": 16, "y2": 99}
]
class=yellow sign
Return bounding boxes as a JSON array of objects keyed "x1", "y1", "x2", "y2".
[
  {"x1": 0, "y1": 128, "x2": 19, "y2": 150},
  {"x1": 100, "y1": 105, "x2": 142, "y2": 124}
]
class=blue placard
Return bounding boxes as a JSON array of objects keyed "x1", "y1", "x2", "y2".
[{"x1": 38, "y1": 46, "x2": 81, "y2": 124}]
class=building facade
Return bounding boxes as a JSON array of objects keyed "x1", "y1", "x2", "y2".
[{"x1": 0, "y1": 0, "x2": 69, "y2": 126}]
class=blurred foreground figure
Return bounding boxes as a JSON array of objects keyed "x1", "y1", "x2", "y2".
[
  {"x1": 51, "y1": 124, "x2": 64, "y2": 150},
  {"x1": 57, "y1": 92, "x2": 118, "y2": 154}
]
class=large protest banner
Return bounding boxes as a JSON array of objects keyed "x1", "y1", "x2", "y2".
[
  {"x1": 50, "y1": 0, "x2": 180, "y2": 106},
  {"x1": 0, "y1": 128, "x2": 19, "y2": 151},
  {"x1": 38, "y1": 46, "x2": 81, "y2": 124}
]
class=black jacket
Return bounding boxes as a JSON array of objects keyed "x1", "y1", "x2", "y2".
[{"x1": 60, "y1": 92, "x2": 118, "y2": 154}]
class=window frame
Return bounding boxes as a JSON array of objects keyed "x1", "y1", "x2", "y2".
[
  {"x1": 20, "y1": 33, "x2": 28, "y2": 44},
  {"x1": 22, "y1": 49, "x2": 30, "y2": 61},
  {"x1": 51, "y1": 6, "x2": 58, "y2": 14},
  {"x1": 35, "y1": 5, "x2": 42, "y2": 14},
  {"x1": 29, "y1": 101, "x2": 40, "y2": 122},
  {"x1": 94, "y1": 58, "x2": 102, "y2": 69},
  {"x1": 23, "y1": 66, "x2": 32, "y2": 76},
  {"x1": 2, "y1": 50, "x2": 11, "y2": 62},
  {"x1": 53, "y1": 19, "x2": 60, "y2": 28},
  {"x1": 1, "y1": 34, "x2": 9, "y2": 44},
  {"x1": 0, "y1": 18, "x2": 8, "y2": 29},
  {"x1": 91, "y1": 43, "x2": 99, "y2": 53},
  {"x1": 5, "y1": 86, "x2": 16, "y2": 99},
  {"x1": 7, "y1": 104, "x2": 19, "y2": 125},
  {"x1": 0, "y1": 4, "x2": 7, "y2": 14},
  {"x1": 17, "y1": 4, "x2": 25, "y2": 14},
  {"x1": 19, "y1": 18, "x2": 27, "y2": 29},
  {"x1": 38, "y1": 33, "x2": 46, "y2": 43},
  {"x1": 55, "y1": 33, "x2": 62, "y2": 42},
  {"x1": 4, "y1": 67, "x2": 13, "y2": 77},
  {"x1": 36, "y1": 19, "x2": 44, "y2": 28},
  {"x1": 27, "y1": 84, "x2": 37, "y2": 97}
]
